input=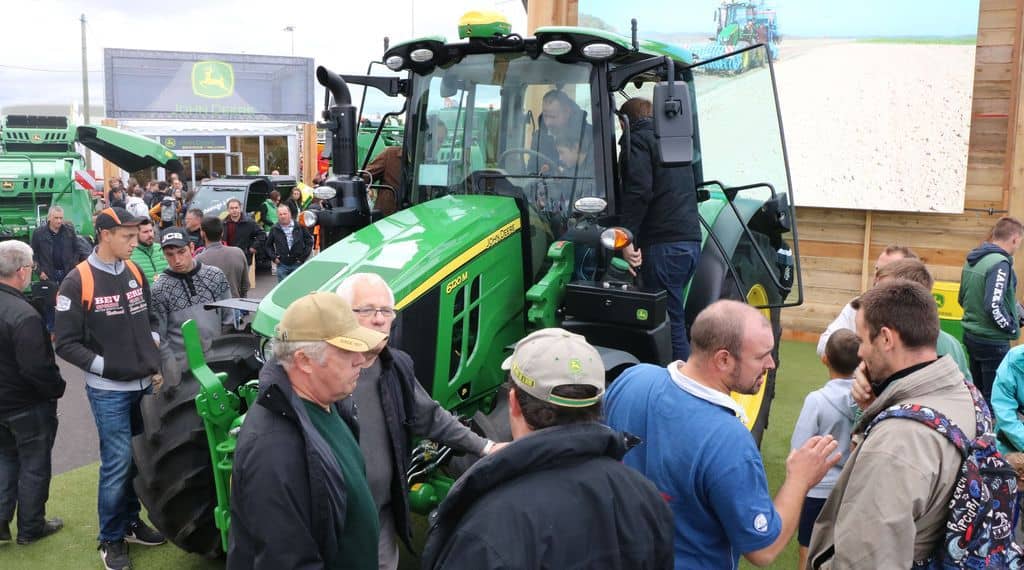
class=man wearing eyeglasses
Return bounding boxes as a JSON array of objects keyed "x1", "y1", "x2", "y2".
[
  {"x1": 0, "y1": 240, "x2": 66, "y2": 546},
  {"x1": 336, "y1": 273, "x2": 504, "y2": 570}
]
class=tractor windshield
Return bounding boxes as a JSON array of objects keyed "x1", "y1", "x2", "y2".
[{"x1": 406, "y1": 52, "x2": 598, "y2": 218}]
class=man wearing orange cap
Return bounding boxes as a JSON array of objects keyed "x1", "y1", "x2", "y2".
[{"x1": 227, "y1": 292, "x2": 387, "y2": 570}]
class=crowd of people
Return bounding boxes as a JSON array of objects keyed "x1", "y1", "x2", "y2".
[{"x1": 4, "y1": 104, "x2": 1024, "y2": 570}]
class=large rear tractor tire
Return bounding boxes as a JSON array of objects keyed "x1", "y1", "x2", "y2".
[{"x1": 132, "y1": 335, "x2": 260, "y2": 557}]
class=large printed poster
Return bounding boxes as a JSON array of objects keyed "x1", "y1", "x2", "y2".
[{"x1": 579, "y1": 1, "x2": 980, "y2": 213}]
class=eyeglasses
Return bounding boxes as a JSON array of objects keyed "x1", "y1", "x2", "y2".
[
  {"x1": 21, "y1": 263, "x2": 36, "y2": 271},
  {"x1": 352, "y1": 307, "x2": 396, "y2": 318}
]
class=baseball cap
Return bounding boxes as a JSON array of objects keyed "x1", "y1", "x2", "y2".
[
  {"x1": 276, "y1": 291, "x2": 387, "y2": 352},
  {"x1": 501, "y1": 328, "x2": 604, "y2": 408},
  {"x1": 160, "y1": 227, "x2": 189, "y2": 249},
  {"x1": 95, "y1": 207, "x2": 142, "y2": 232}
]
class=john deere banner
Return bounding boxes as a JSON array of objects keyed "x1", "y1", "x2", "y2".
[
  {"x1": 579, "y1": 0, "x2": 981, "y2": 214},
  {"x1": 104, "y1": 49, "x2": 314, "y2": 122}
]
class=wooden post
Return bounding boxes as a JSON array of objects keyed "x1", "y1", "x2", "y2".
[
  {"x1": 1005, "y1": 4, "x2": 1024, "y2": 303},
  {"x1": 860, "y1": 211, "x2": 874, "y2": 292},
  {"x1": 101, "y1": 119, "x2": 121, "y2": 191},
  {"x1": 301, "y1": 123, "x2": 318, "y2": 185},
  {"x1": 527, "y1": 0, "x2": 577, "y2": 33}
]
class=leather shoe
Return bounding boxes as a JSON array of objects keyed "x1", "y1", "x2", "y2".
[{"x1": 16, "y1": 518, "x2": 63, "y2": 545}]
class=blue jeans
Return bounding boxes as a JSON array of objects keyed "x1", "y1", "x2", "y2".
[
  {"x1": 86, "y1": 385, "x2": 149, "y2": 542},
  {"x1": 0, "y1": 400, "x2": 58, "y2": 537},
  {"x1": 963, "y1": 332, "x2": 1010, "y2": 403},
  {"x1": 640, "y1": 241, "x2": 701, "y2": 362},
  {"x1": 276, "y1": 262, "x2": 300, "y2": 283}
]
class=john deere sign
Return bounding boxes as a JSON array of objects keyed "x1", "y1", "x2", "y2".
[
  {"x1": 192, "y1": 61, "x2": 235, "y2": 99},
  {"x1": 104, "y1": 49, "x2": 313, "y2": 121}
]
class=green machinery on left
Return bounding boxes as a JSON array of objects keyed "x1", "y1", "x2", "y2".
[{"x1": 0, "y1": 114, "x2": 183, "y2": 241}]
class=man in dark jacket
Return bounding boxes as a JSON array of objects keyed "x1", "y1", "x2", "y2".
[
  {"x1": 0, "y1": 240, "x2": 66, "y2": 545},
  {"x1": 223, "y1": 198, "x2": 265, "y2": 264},
  {"x1": 266, "y1": 204, "x2": 313, "y2": 282},
  {"x1": 30, "y1": 206, "x2": 80, "y2": 331},
  {"x1": 337, "y1": 273, "x2": 499, "y2": 569},
  {"x1": 619, "y1": 97, "x2": 701, "y2": 361},
  {"x1": 421, "y1": 328, "x2": 674, "y2": 570},
  {"x1": 959, "y1": 216, "x2": 1024, "y2": 401},
  {"x1": 54, "y1": 207, "x2": 165, "y2": 570},
  {"x1": 228, "y1": 292, "x2": 386, "y2": 570}
]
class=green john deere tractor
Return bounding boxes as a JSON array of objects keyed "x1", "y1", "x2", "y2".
[
  {"x1": 0, "y1": 115, "x2": 183, "y2": 241},
  {"x1": 131, "y1": 12, "x2": 802, "y2": 557}
]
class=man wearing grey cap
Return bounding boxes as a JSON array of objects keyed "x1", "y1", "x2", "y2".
[
  {"x1": 228, "y1": 292, "x2": 387, "y2": 570},
  {"x1": 150, "y1": 226, "x2": 231, "y2": 387},
  {"x1": 421, "y1": 328, "x2": 673, "y2": 570}
]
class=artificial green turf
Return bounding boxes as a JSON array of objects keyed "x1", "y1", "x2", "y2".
[{"x1": 3, "y1": 340, "x2": 823, "y2": 569}]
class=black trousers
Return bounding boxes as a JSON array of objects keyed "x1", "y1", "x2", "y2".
[{"x1": 0, "y1": 400, "x2": 58, "y2": 538}]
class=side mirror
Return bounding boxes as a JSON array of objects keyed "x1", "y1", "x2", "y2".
[
  {"x1": 440, "y1": 73, "x2": 461, "y2": 98},
  {"x1": 652, "y1": 81, "x2": 694, "y2": 166}
]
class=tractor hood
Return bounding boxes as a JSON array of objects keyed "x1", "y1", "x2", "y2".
[
  {"x1": 77, "y1": 126, "x2": 184, "y2": 173},
  {"x1": 252, "y1": 194, "x2": 523, "y2": 337}
]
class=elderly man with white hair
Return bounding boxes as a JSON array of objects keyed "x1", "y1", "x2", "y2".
[{"x1": 337, "y1": 272, "x2": 505, "y2": 570}]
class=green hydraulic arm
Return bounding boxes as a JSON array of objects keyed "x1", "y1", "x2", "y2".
[{"x1": 184, "y1": 319, "x2": 258, "y2": 552}]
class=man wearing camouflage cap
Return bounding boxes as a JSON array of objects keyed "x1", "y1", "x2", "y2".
[
  {"x1": 421, "y1": 328, "x2": 673, "y2": 569},
  {"x1": 228, "y1": 292, "x2": 386, "y2": 570}
]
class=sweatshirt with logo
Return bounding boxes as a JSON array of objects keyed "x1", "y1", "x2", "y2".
[{"x1": 54, "y1": 253, "x2": 160, "y2": 390}]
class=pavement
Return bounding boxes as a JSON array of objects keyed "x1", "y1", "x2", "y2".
[{"x1": 52, "y1": 270, "x2": 278, "y2": 475}]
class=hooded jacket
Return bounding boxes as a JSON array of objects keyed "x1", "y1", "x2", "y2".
[
  {"x1": 959, "y1": 242, "x2": 1019, "y2": 342},
  {"x1": 806, "y1": 356, "x2": 975, "y2": 569},
  {"x1": 420, "y1": 422, "x2": 674, "y2": 570},
  {"x1": 618, "y1": 118, "x2": 701, "y2": 247},
  {"x1": 992, "y1": 345, "x2": 1024, "y2": 454},
  {"x1": 790, "y1": 377, "x2": 856, "y2": 499},
  {"x1": 227, "y1": 361, "x2": 361, "y2": 570}
]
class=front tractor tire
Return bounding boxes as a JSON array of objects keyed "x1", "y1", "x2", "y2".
[{"x1": 132, "y1": 335, "x2": 260, "y2": 557}]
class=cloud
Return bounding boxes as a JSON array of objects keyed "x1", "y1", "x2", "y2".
[{"x1": 1, "y1": 0, "x2": 526, "y2": 113}]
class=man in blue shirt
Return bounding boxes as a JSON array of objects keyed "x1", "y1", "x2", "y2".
[{"x1": 605, "y1": 299, "x2": 840, "y2": 569}]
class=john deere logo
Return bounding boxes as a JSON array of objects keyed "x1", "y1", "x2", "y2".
[
  {"x1": 636, "y1": 308, "x2": 649, "y2": 321},
  {"x1": 934, "y1": 293, "x2": 945, "y2": 309},
  {"x1": 31, "y1": 134, "x2": 42, "y2": 142},
  {"x1": 569, "y1": 358, "x2": 583, "y2": 374},
  {"x1": 191, "y1": 61, "x2": 234, "y2": 98},
  {"x1": 1, "y1": 181, "x2": 12, "y2": 190}
]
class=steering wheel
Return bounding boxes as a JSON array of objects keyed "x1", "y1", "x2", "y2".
[{"x1": 498, "y1": 148, "x2": 559, "y2": 173}]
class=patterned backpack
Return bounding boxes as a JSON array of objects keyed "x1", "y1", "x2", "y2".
[{"x1": 866, "y1": 383, "x2": 1024, "y2": 569}]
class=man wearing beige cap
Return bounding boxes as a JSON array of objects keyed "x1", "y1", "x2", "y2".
[
  {"x1": 421, "y1": 328, "x2": 673, "y2": 570},
  {"x1": 228, "y1": 292, "x2": 387, "y2": 570}
]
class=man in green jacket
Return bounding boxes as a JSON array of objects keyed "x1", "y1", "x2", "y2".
[
  {"x1": 129, "y1": 218, "x2": 168, "y2": 284},
  {"x1": 959, "y1": 216, "x2": 1024, "y2": 401}
]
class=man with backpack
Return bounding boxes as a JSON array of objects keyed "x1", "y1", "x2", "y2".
[
  {"x1": 807, "y1": 279, "x2": 1016, "y2": 568},
  {"x1": 53, "y1": 207, "x2": 166, "y2": 570}
]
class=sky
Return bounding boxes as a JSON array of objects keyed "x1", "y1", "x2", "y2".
[
  {"x1": 579, "y1": 0, "x2": 981, "y2": 38},
  {"x1": 0, "y1": 0, "x2": 526, "y2": 113}
]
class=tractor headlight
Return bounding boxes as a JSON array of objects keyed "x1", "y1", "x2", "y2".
[
  {"x1": 582, "y1": 42, "x2": 616, "y2": 59},
  {"x1": 385, "y1": 55, "x2": 404, "y2": 71},
  {"x1": 542, "y1": 40, "x2": 572, "y2": 56},
  {"x1": 299, "y1": 210, "x2": 318, "y2": 228},
  {"x1": 410, "y1": 48, "x2": 434, "y2": 63},
  {"x1": 600, "y1": 227, "x2": 633, "y2": 250}
]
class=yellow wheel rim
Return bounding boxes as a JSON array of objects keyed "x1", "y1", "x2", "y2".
[{"x1": 731, "y1": 284, "x2": 771, "y2": 430}]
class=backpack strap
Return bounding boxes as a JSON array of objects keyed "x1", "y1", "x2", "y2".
[
  {"x1": 76, "y1": 260, "x2": 94, "y2": 311},
  {"x1": 78, "y1": 259, "x2": 145, "y2": 312},
  {"x1": 124, "y1": 259, "x2": 143, "y2": 285},
  {"x1": 866, "y1": 402, "x2": 971, "y2": 459}
]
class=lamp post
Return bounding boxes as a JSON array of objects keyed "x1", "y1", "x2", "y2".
[{"x1": 283, "y1": 25, "x2": 295, "y2": 55}]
